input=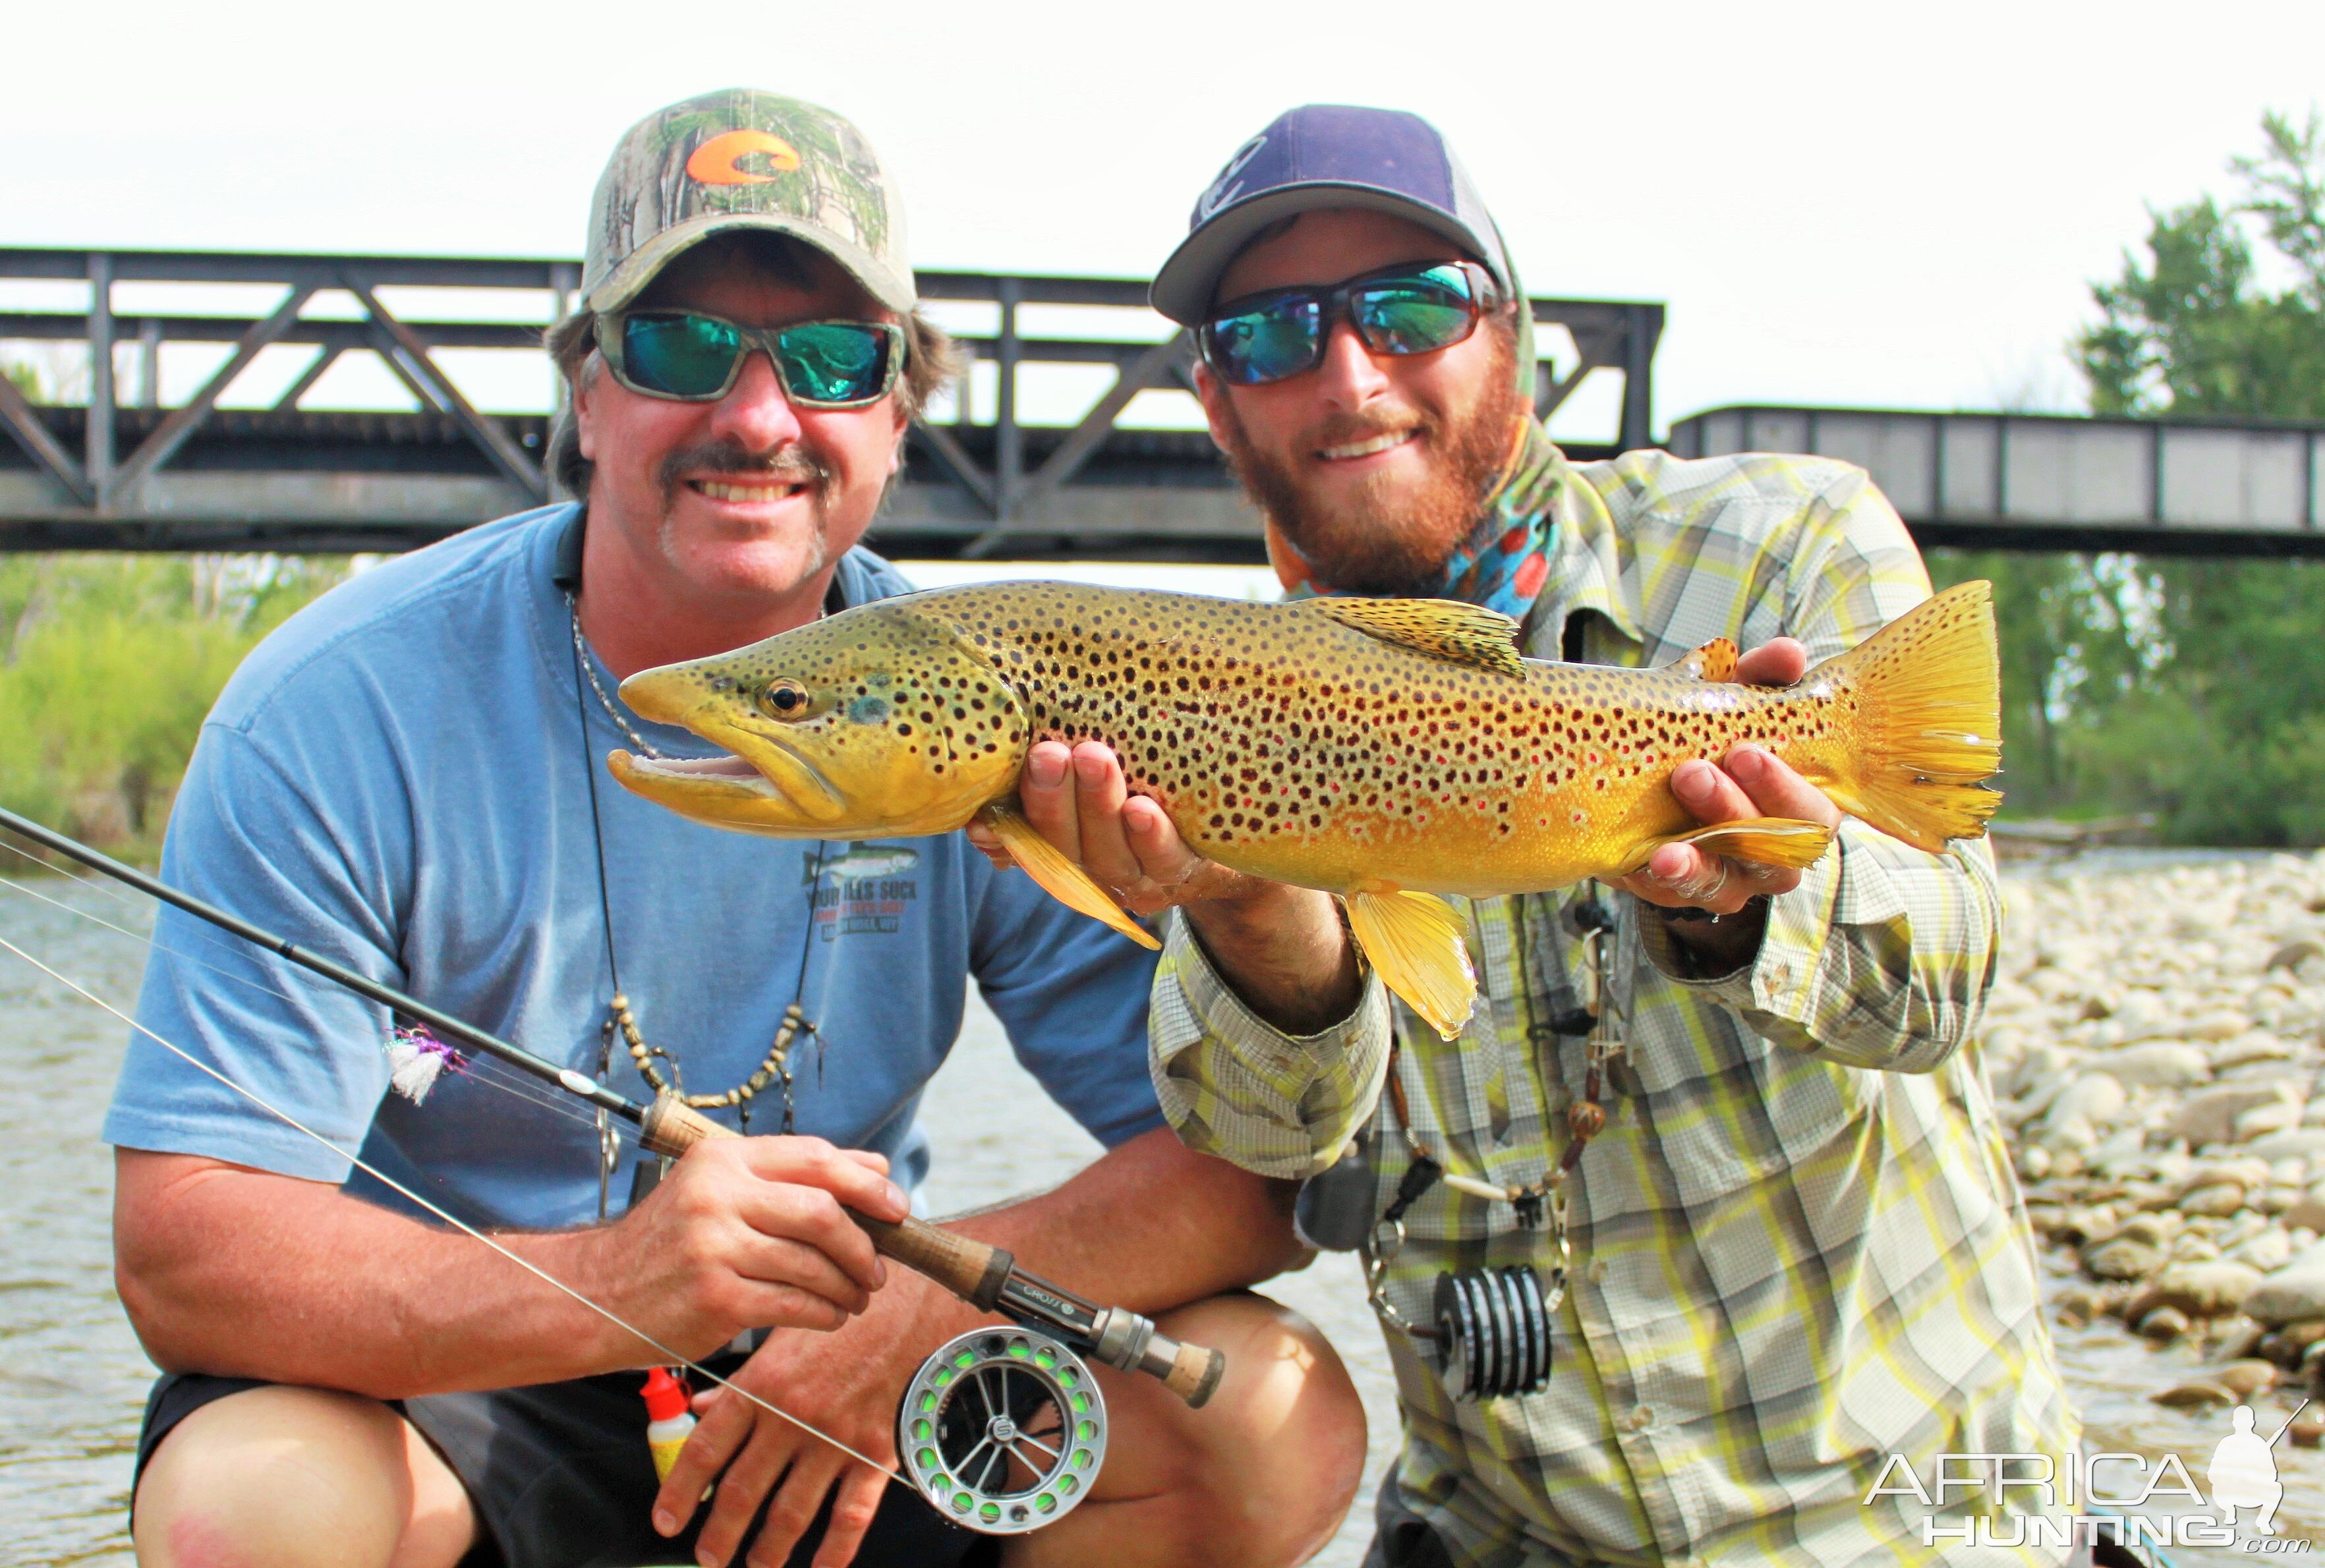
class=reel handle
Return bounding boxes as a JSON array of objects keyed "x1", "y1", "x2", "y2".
[
  {"x1": 640, "y1": 1094, "x2": 1226, "y2": 1407},
  {"x1": 1164, "y1": 1338, "x2": 1228, "y2": 1408}
]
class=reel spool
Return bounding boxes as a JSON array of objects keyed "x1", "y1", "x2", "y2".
[
  {"x1": 1433, "y1": 1265, "x2": 1553, "y2": 1401},
  {"x1": 896, "y1": 1327, "x2": 1108, "y2": 1535}
]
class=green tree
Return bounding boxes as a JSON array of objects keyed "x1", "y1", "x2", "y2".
[
  {"x1": 2080, "y1": 110, "x2": 2325, "y2": 419},
  {"x1": 0, "y1": 555, "x2": 348, "y2": 857},
  {"x1": 1984, "y1": 107, "x2": 2325, "y2": 844}
]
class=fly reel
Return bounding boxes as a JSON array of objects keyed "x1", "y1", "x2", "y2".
[
  {"x1": 1434, "y1": 1265, "x2": 1553, "y2": 1401},
  {"x1": 896, "y1": 1327, "x2": 1107, "y2": 1534}
]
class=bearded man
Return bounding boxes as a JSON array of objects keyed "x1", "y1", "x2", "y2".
[
  {"x1": 108, "y1": 91, "x2": 1362, "y2": 1568},
  {"x1": 987, "y1": 105, "x2": 2077, "y2": 1566}
]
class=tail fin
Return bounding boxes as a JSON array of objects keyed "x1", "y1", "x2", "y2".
[{"x1": 1812, "y1": 580, "x2": 2003, "y2": 853}]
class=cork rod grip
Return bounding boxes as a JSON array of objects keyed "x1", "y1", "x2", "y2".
[
  {"x1": 637, "y1": 1095, "x2": 735, "y2": 1156},
  {"x1": 635, "y1": 1096, "x2": 1014, "y2": 1312},
  {"x1": 848, "y1": 1212, "x2": 1014, "y2": 1312}
]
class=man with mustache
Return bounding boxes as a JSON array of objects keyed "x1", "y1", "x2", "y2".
[
  {"x1": 996, "y1": 105, "x2": 2073, "y2": 1565},
  {"x1": 108, "y1": 92, "x2": 1362, "y2": 1568}
]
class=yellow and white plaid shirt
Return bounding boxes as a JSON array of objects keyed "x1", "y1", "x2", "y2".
[{"x1": 1149, "y1": 449, "x2": 2075, "y2": 1567}]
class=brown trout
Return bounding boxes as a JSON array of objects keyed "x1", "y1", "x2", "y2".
[{"x1": 608, "y1": 580, "x2": 2000, "y2": 1037}]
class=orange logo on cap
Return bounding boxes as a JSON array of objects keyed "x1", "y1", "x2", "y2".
[{"x1": 686, "y1": 130, "x2": 801, "y2": 185}]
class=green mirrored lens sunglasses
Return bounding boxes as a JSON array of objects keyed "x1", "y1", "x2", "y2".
[
  {"x1": 597, "y1": 312, "x2": 905, "y2": 408},
  {"x1": 1197, "y1": 261, "x2": 1502, "y2": 387}
]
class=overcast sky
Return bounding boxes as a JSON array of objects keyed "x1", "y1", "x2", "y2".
[{"x1": 4, "y1": 0, "x2": 2321, "y2": 434}]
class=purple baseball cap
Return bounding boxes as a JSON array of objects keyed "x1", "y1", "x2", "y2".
[{"x1": 1150, "y1": 104, "x2": 1513, "y2": 325}]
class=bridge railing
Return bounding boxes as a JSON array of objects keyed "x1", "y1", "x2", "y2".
[{"x1": 0, "y1": 248, "x2": 1663, "y2": 557}]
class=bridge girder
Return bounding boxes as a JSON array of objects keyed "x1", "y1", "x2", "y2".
[{"x1": 0, "y1": 246, "x2": 1660, "y2": 561}]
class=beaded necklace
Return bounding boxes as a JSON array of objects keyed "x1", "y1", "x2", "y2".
[{"x1": 554, "y1": 520, "x2": 827, "y2": 1213}]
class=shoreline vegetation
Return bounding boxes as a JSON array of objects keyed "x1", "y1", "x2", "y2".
[{"x1": 0, "y1": 554, "x2": 350, "y2": 863}]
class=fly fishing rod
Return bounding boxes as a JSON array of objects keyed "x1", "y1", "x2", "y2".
[{"x1": 0, "y1": 805, "x2": 1226, "y2": 1422}]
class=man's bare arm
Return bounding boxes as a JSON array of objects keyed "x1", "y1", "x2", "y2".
[{"x1": 113, "y1": 1136, "x2": 907, "y2": 1399}]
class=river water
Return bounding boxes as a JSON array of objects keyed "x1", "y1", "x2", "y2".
[{"x1": 0, "y1": 868, "x2": 2302, "y2": 1567}]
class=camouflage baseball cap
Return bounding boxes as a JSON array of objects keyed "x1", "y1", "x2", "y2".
[{"x1": 584, "y1": 89, "x2": 915, "y2": 316}]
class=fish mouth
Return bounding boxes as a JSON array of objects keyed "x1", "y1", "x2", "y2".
[{"x1": 608, "y1": 733, "x2": 847, "y2": 830}]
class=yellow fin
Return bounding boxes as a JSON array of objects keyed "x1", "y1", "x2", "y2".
[
  {"x1": 1301, "y1": 598, "x2": 1525, "y2": 677},
  {"x1": 1667, "y1": 637, "x2": 1738, "y2": 682},
  {"x1": 977, "y1": 804, "x2": 1161, "y2": 951},
  {"x1": 1344, "y1": 889, "x2": 1477, "y2": 1040},
  {"x1": 1807, "y1": 580, "x2": 2003, "y2": 852},
  {"x1": 1636, "y1": 816, "x2": 1836, "y2": 872}
]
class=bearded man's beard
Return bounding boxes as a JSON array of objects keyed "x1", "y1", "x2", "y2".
[{"x1": 1214, "y1": 337, "x2": 1526, "y2": 597}]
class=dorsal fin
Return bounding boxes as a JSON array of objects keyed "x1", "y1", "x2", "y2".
[
  {"x1": 1300, "y1": 598, "x2": 1525, "y2": 677},
  {"x1": 1669, "y1": 638, "x2": 1739, "y2": 682}
]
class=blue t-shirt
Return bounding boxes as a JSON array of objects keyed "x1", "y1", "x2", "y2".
[{"x1": 102, "y1": 505, "x2": 1164, "y2": 1229}]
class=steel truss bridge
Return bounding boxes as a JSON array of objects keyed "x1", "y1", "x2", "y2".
[
  {"x1": 0, "y1": 247, "x2": 1656, "y2": 561},
  {"x1": 1, "y1": 247, "x2": 2319, "y2": 560}
]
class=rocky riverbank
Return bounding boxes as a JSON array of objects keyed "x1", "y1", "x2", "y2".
[{"x1": 1994, "y1": 851, "x2": 2325, "y2": 1438}]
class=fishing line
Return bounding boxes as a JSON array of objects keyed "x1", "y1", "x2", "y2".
[
  {"x1": 0, "y1": 930, "x2": 908, "y2": 1491},
  {"x1": 0, "y1": 872, "x2": 629, "y2": 1142},
  {"x1": 0, "y1": 833, "x2": 146, "y2": 912}
]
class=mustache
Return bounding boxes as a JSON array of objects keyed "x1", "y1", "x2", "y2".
[{"x1": 658, "y1": 437, "x2": 834, "y2": 496}]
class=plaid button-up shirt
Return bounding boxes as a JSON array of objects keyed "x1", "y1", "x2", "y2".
[{"x1": 1149, "y1": 449, "x2": 2075, "y2": 1566}]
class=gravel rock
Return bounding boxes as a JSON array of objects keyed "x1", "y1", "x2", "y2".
[
  {"x1": 2248, "y1": 1129, "x2": 2325, "y2": 1162},
  {"x1": 2046, "y1": 1072, "x2": 2127, "y2": 1131},
  {"x1": 2216, "y1": 1358, "x2": 2280, "y2": 1395},
  {"x1": 2214, "y1": 1030, "x2": 2299, "y2": 1069},
  {"x1": 2237, "y1": 1102, "x2": 2307, "y2": 1142},
  {"x1": 2105, "y1": 1042, "x2": 2212, "y2": 1088},
  {"x1": 2085, "y1": 1237, "x2": 2167, "y2": 1280},
  {"x1": 2268, "y1": 938, "x2": 2325, "y2": 972},
  {"x1": 2128, "y1": 1261, "x2": 2265, "y2": 1321},
  {"x1": 2193, "y1": 1158, "x2": 2276, "y2": 1190},
  {"x1": 2243, "y1": 1268, "x2": 2325, "y2": 1326},
  {"x1": 2137, "y1": 1306, "x2": 2191, "y2": 1341},
  {"x1": 2231, "y1": 1229, "x2": 2295, "y2": 1271},
  {"x1": 2179, "y1": 1183, "x2": 2247, "y2": 1218},
  {"x1": 2154, "y1": 1380, "x2": 2237, "y2": 1407},
  {"x1": 2171, "y1": 1082, "x2": 2303, "y2": 1147}
]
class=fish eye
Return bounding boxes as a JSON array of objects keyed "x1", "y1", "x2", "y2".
[{"x1": 758, "y1": 681, "x2": 811, "y2": 719}]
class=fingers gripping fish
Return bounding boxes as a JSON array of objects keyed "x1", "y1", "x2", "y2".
[{"x1": 608, "y1": 580, "x2": 2002, "y2": 1040}]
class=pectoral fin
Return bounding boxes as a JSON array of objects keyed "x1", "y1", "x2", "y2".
[
  {"x1": 1345, "y1": 889, "x2": 1477, "y2": 1041},
  {"x1": 1632, "y1": 816, "x2": 1835, "y2": 873},
  {"x1": 1668, "y1": 637, "x2": 1739, "y2": 682},
  {"x1": 978, "y1": 804, "x2": 1161, "y2": 951}
]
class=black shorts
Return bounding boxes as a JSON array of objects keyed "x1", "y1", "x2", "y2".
[{"x1": 135, "y1": 1358, "x2": 996, "y2": 1568}]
